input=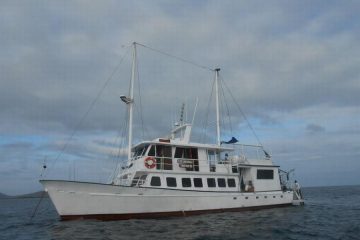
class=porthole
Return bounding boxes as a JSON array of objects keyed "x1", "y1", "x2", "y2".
[
  {"x1": 256, "y1": 196, "x2": 259, "y2": 199},
  {"x1": 281, "y1": 195, "x2": 283, "y2": 198},
  {"x1": 264, "y1": 196, "x2": 267, "y2": 199},
  {"x1": 273, "y1": 196, "x2": 276, "y2": 198},
  {"x1": 245, "y1": 197, "x2": 249, "y2": 200}
]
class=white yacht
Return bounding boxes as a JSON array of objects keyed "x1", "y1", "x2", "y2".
[{"x1": 41, "y1": 42, "x2": 303, "y2": 221}]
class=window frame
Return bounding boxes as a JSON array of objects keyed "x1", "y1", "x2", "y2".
[
  {"x1": 166, "y1": 177, "x2": 177, "y2": 187},
  {"x1": 150, "y1": 176, "x2": 161, "y2": 186},
  {"x1": 182, "y1": 178, "x2": 192, "y2": 188},
  {"x1": 257, "y1": 169, "x2": 274, "y2": 179},
  {"x1": 227, "y1": 178, "x2": 236, "y2": 188},
  {"x1": 217, "y1": 178, "x2": 226, "y2": 188},
  {"x1": 207, "y1": 178, "x2": 216, "y2": 188},
  {"x1": 193, "y1": 178, "x2": 203, "y2": 188}
]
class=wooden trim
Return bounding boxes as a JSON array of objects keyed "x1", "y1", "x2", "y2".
[{"x1": 60, "y1": 203, "x2": 292, "y2": 221}]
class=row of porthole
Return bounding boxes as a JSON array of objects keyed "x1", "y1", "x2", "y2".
[{"x1": 233, "y1": 195, "x2": 284, "y2": 200}]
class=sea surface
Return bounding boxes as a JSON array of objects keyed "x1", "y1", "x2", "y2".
[{"x1": 1, "y1": 186, "x2": 360, "y2": 240}]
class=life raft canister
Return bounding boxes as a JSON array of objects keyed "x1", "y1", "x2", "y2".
[{"x1": 144, "y1": 157, "x2": 156, "y2": 169}]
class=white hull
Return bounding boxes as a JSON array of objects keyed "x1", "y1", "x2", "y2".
[{"x1": 41, "y1": 180, "x2": 294, "y2": 220}]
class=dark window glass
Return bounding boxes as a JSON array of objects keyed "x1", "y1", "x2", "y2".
[
  {"x1": 163, "y1": 158, "x2": 173, "y2": 170},
  {"x1": 227, "y1": 178, "x2": 236, "y2": 188},
  {"x1": 156, "y1": 145, "x2": 172, "y2": 157},
  {"x1": 148, "y1": 145, "x2": 155, "y2": 156},
  {"x1": 193, "y1": 178, "x2": 203, "y2": 188},
  {"x1": 207, "y1": 178, "x2": 216, "y2": 187},
  {"x1": 175, "y1": 148, "x2": 184, "y2": 158},
  {"x1": 166, "y1": 177, "x2": 177, "y2": 187},
  {"x1": 257, "y1": 169, "x2": 274, "y2": 179},
  {"x1": 175, "y1": 148, "x2": 198, "y2": 159},
  {"x1": 217, "y1": 178, "x2": 226, "y2": 187},
  {"x1": 182, "y1": 178, "x2": 191, "y2": 187},
  {"x1": 184, "y1": 148, "x2": 198, "y2": 159},
  {"x1": 150, "y1": 176, "x2": 161, "y2": 186}
]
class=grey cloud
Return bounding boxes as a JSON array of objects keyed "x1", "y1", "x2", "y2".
[{"x1": 306, "y1": 123, "x2": 325, "y2": 134}]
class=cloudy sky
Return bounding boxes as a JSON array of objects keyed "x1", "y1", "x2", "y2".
[{"x1": 1, "y1": 1, "x2": 359, "y2": 195}]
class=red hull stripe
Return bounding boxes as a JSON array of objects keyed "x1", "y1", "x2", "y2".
[{"x1": 60, "y1": 203, "x2": 292, "y2": 221}]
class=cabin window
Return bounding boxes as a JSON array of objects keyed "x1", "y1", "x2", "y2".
[
  {"x1": 257, "y1": 169, "x2": 274, "y2": 179},
  {"x1": 217, "y1": 178, "x2": 226, "y2": 188},
  {"x1": 182, "y1": 178, "x2": 192, "y2": 187},
  {"x1": 227, "y1": 178, "x2": 236, "y2": 188},
  {"x1": 149, "y1": 145, "x2": 172, "y2": 170},
  {"x1": 175, "y1": 147, "x2": 199, "y2": 171},
  {"x1": 207, "y1": 178, "x2": 216, "y2": 188},
  {"x1": 166, "y1": 177, "x2": 177, "y2": 187},
  {"x1": 150, "y1": 176, "x2": 161, "y2": 186},
  {"x1": 193, "y1": 178, "x2": 203, "y2": 188}
]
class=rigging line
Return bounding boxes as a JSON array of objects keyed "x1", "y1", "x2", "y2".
[
  {"x1": 110, "y1": 110, "x2": 128, "y2": 182},
  {"x1": 136, "y1": 42, "x2": 214, "y2": 72},
  {"x1": 108, "y1": 111, "x2": 126, "y2": 180},
  {"x1": 45, "y1": 46, "x2": 131, "y2": 177},
  {"x1": 219, "y1": 78, "x2": 233, "y2": 135},
  {"x1": 220, "y1": 74, "x2": 264, "y2": 147},
  {"x1": 111, "y1": 109, "x2": 128, "y2": 183},
  {"x1": 201, "y1": 77, "x2": 216, "y2": 143},
  {"x1": 29, "y1": 190, "x2": 46, "y2": 221},
  {"x1": 135, "y1": 54, "x2": 146, "y2": 140}
]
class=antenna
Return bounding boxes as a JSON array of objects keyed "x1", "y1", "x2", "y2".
[{"x1": 179, "y1": 103, "x2": 185, "y2": 125}]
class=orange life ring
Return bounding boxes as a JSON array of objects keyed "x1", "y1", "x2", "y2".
[{"x1": 144, "y1": 157, "x2": 156, "y2": 169}]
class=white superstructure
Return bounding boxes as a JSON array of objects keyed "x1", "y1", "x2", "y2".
[{"x1": 41, "y1": 42, "x2": 303, "y2": 221}]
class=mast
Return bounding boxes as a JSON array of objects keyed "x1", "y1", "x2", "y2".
[
  {"x1": 128, "y1": 42, "x2": 137, "y2": 160},
  {"x1": 215, "y1": 68, "x2": 221, "y2": 146}
]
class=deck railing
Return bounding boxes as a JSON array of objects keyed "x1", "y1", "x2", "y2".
[{"x1": 223, "y1": 143, "x2": 270, "y2": 161}]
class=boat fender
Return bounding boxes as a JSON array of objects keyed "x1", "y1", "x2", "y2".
[{"x1": 144, "y1": 157, "x2": 156, "y2": 169}]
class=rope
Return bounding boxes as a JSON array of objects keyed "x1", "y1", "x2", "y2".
[
  {"x1": 201, "y1": 76, "x2": 215, "y2": 143},
  {"x1": 219, "y1": 78, "x2": 233, "y2": 135},
  {"x1": 29, "y1": 190, "x2": 46, "y2": 221},
  {"x1": 109, "y1": 109, "x2": 128, "y2": 183},
  {"x1": 220, "y1": 74, "x2": 264, "y2": 147},
  {"x1": 44, "y1": 46, "x2": 131, "y2": 177},
  {"x1": 135, "y1": 56, "x2": 147, "y2": 140},
  {"x1": 136, "y1": 42, "x2": 214, "y2": 72}
]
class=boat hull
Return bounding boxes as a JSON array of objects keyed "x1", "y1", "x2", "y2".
[{"x1": 41, "y1": 180, "x2": 294, "y2": 221}]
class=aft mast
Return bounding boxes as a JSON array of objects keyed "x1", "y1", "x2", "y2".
[{"x1": 215, "y1": 68, "x2": 221, "y2": 146}]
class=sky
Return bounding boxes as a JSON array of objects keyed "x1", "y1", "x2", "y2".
[{"x1": 1, "y1": 0, "x2": 359, "y2": 195}]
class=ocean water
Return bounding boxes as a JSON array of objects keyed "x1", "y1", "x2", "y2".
[{"x1": 1, "y1": 186, "x2": 359, "y2": 240}]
